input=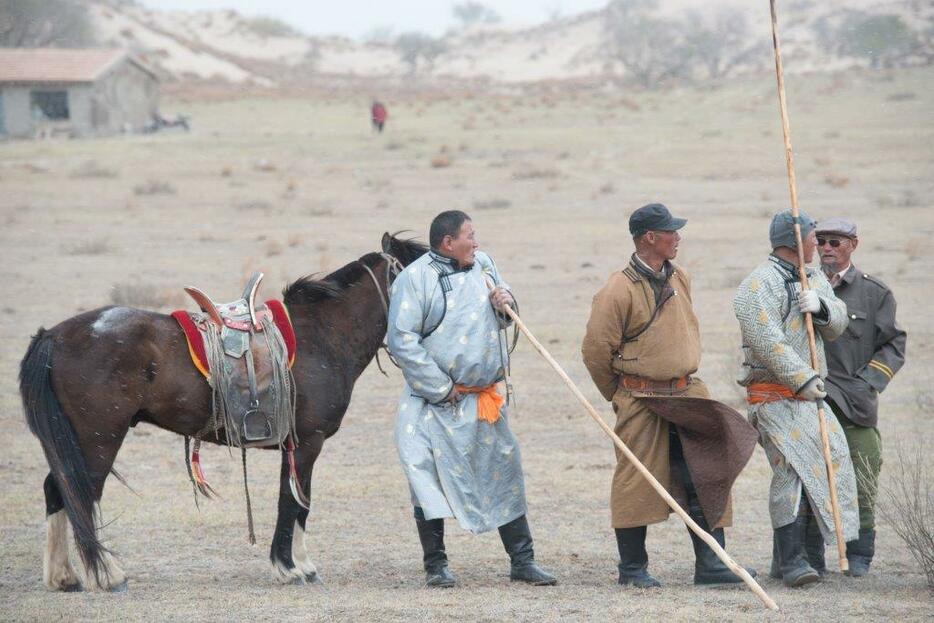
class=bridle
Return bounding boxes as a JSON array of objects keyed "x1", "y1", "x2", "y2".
[{"x1": 359, "y1": 252, "x2": 405, "y2": 373}]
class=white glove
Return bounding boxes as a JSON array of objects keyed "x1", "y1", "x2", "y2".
[
  {"x1": 797, "y1": 377, "x2": 826, "y2": 401},
  {"x1": 796, "y1": 289, "x2": 821, "y2": 314}
]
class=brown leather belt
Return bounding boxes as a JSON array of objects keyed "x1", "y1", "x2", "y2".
[{"x1": 620, "y1": 374, "x2": 690, "y2": 393}]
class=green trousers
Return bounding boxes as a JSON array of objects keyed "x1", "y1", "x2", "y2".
[{"x1": 828, "y1": 402, "x2": 882, "y2": 530}]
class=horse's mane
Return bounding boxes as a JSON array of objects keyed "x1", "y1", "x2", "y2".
[
  {"x1": 282, "y1": 235, "x2": 428, "y2": 306},
  {"x1": 282, "y1": 253, "x2": 381, "y2": 305}
]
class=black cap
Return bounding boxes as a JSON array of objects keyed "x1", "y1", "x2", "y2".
[{"x1": 628, "y1": 203, "x2": 687, "y2": 237}]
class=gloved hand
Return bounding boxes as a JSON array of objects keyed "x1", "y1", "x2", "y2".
[
  {"x1": 797, "y1": 377, "x2": 826, "y2": 401},
  {"x1": 796, "y1": 289, "x2": 821, "y2": 314}
]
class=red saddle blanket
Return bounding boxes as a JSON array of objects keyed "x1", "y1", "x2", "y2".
[{"x1": 171, "y1": 299, "x2": 296, "y2": 378}]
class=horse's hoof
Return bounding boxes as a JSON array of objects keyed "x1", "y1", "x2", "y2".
[
  {"x1": 61, "y1": 583, "x2": 83, "y2": 593},
  {"x1": 108, "y1": 580, "x2": 129, "y2": 593},
  {"x1": 289, "y1": 572, "x2": 323, "y2": 586}
]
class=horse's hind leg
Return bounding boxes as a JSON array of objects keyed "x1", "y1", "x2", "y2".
[
  {"x1": 72, "y1": 418, "x2": 131, "y2": 592},
  {"x1": 270, "y1": 434, "x2": 324, "y2": 585},
  {"x1": 43, "y1": 473, "x2": 80, "y2": 591}
]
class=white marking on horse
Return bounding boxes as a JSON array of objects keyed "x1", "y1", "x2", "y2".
[
  {"x1": 91, "y1": 307, "x2": 137, "y2": 335},
  {"x1": 44, "y1": 510, "x2": 79, "y2": 591},
  {"x1": 291, "y1": 520, "x2": 319, "y2": 579},
  {"x1": 272, "y1": 520, "x2": 320, "y2": 584}
]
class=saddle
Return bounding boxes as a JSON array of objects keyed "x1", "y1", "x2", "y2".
[{"x1": 172, "y1": 273, "x2": 296, "y2": 449}]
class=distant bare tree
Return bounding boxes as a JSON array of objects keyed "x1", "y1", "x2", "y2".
[
  {"x1": 605, "y1": 0, "x2": 691, "y2": 88},
  {"x1": 364, "y1": 26, "x2": 395, "y2": 44},
  {"x1": 838, "y1": 13, "x2": 919, "y2": 69},
  {"x1": 0, "y1": 0, "x2": 94, "y2": 48},
  {"x1": 544, "y1": 2, "x2": 564, "y2": 23},
  {"x1": 395, "y1": 32, "x2": 446, "y2": 74},
  {"x1": 683, "y1": 8, "x2": 765, "y2": 80},
  {"x1": 814, "y1": 11, "x2": 922, "y2": 69},
  {"x1": 242, "y1": 16, "x2": 302, "y2": 38},
  {"x1": 452, "y1": 2, "x2": 501, "y2": 29}
]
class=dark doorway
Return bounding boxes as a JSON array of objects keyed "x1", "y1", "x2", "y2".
[{"x1": 30, "y1": 90, "x2": 70, "y2": 120}]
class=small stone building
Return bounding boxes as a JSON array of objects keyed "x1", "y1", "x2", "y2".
[{"x1": 0, "y1": 48, "x2": 159, "y2": 138}]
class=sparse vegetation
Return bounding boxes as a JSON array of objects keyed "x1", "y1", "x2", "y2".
[
  {"x1": 110, "y1": 283, "x2": 181, "y2": 310},
  {"x1": 395, "y1": 32, "x2": 446, "y2": 73},
  {"x1": 0, "y1": 0, "x2": 94, "y2": 47},
  {"x1": 63, "y1": 238, "x2": 111, "y2": 256},
  {"x1": 236, "y1": 199, "x2": 272, "y2": 211},
  {"x1": 868, "y1": 438, "x2": 934, "y2": 590},
  {"x1": 70, "y1": 161, "x2": 117, "y2": 179},
  {"x1": 242, "y1": 15, "x2": 301, "y2": 38},
  {"x1": 473, "y1": 198, "x2": 511, "y2": 210},
  {"x1": 134, "y1": 179, "x2": 176, "y2": 195},
  {"x1": 430, "y1": 154, "x2": 451, "y2": 168},
  {"x1": 815, "y1": 12, "x2": 920, "y2": 69},
  {"x1": 452, "y1": 2, "x2": 501, "y2": 29},
  {"x1": 512, "y1": 166, "x2": 560, "y2": 180}
]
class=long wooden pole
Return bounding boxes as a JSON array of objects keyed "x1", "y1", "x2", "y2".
[
  {"x1": 768, "y1": 0, "x2": 848, "y2": 572},
  {"x1": 487, "y1": 285, "x2": 779, "y2": 611}
]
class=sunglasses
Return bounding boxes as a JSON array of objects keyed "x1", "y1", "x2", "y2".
[{"x1": 817, "y1": 237, "x2": 848, "y2": 247}]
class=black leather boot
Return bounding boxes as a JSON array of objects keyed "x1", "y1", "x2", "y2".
[
  {"x1": 687, "y1": 522, "x2": 756, "y2": 585},
  {"x1": 672, "y1": 428, "x2": 755, "y2": 585},
  {"x1": 769, "y1": 532, "x2": 781, "y2": 579},
  {"x1": 845, "y1": 529, "x2": 875, "y2": 577},
  {"x1": 498, "y1": 515, "x2": 557, "y2": 585},
  {"x1": 805, "y1": 513, "x2": 826, "y2": 576},
  {"x1": 615, "y1": 526, "x2": 661, "y2": 588},
  {"x1": 414, "y1": 507, "x2": 455, "y2": 588},
  {"x1": 775, "y1": 514, "x2": 820, "y2": 587}
]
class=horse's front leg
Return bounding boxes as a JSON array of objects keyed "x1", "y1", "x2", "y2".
[{"x1": 270, "y1": 433, "x2": 325, "y2": 585}]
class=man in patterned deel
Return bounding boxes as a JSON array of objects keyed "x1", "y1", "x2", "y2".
[{"x1": 733, "y1": 209, "x2": 859, "y2": 587}]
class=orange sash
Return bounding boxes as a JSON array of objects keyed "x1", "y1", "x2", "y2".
[
  {"x1": 746, "y1": 382, "x2": 808, "y2": 405},
  {"x1": 455, "y1": 383, "x2": 505, "y2": 424}
]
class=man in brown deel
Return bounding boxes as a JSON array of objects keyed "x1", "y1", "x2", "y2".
[{"x1": 582, "y1": 203, "x2": 758, "y2": 588}]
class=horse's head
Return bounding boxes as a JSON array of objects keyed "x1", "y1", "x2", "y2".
[{"x1": 381, "y1": 232, "x2": 428, "y2": 267}]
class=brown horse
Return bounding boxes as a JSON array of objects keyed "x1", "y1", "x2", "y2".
[{"x1": 18, "y1": 233, "x2": 427, "y2": 591}]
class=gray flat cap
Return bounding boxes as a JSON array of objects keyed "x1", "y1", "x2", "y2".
[
  {"x1": 770, "y1": 209, "x2": 816, "y2": 250},
  {"x1": 816, "y1": 217, "x2": 858, "y2": 238}
]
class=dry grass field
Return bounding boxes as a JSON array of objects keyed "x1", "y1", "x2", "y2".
[{"x1": 1, "y1": 67, "x2": 932, "y2": 621}]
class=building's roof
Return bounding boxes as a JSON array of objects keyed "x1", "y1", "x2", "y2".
[{"x1": 0, "y1": 48, "x2": 158, "y2": 84}]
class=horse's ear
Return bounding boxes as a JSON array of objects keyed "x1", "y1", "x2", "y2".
[{"x1": 381, "y1": 232, "x2": 392, "y2": 253}]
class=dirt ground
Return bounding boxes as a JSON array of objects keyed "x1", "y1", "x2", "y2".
[{"x1": 1, "y1": 67, "x2": 932, "y2": 621}]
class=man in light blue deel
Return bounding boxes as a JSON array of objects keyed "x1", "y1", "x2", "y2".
[{"x1": 387, "y1": 210, "x2": 556, "y2": 588}]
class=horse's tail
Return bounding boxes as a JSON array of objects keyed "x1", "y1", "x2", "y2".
[{"x1": 19, "y1": 328, "x2": 108, "y2": 584}]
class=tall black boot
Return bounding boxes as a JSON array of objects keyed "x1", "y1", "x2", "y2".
[
  {"x1": 687, "y1": 519, "x2": 756, "y2": 585},
  {"x1": 414, "y1": 507, "x2": 455, "y2": 588},
  {"x1": 615, "y1": 526, "x2": 661, "y2": 588},
  {"x1": 805, "y1": 513, "x2": 826, "y2": 576},
  {"x1": 671, "y1": 427, "x2": 755, "y2": 585},
  {"x1": 845, "y1": 529, "x2": 875, "y2": 577},
  {"x1": 498, "y1": 515, "x2": 557, "y2": 586},
  {"x1": 769, "y1": 532, "x2": 781, "y2": 579},
  {"x1": 774, "y1": 513, "x2": 820, "y2": 588}
]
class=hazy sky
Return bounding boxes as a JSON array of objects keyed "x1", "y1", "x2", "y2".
[{"x1": 140, "y1": 1, "x2": 611, "y2": 39}]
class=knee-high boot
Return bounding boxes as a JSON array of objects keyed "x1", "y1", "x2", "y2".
[
  {"x1": 498, "y1": 515, "x2": 557, "y2": 585},
  {"x1": 414, "y1": 507, "x2": 456, "y2": 587},
  {"x1": 774, "y1": 503, "x2": 820, "y2": 588},
  {"x1": 615, "y1": 526, "x2": 661, "y2": 588}
]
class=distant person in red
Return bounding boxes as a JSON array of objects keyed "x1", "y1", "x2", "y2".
[{"x1": 371, "y1": 100, "x2": 388, "y2": 133}]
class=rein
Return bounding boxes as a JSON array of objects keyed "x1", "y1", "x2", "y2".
[{"x1": 359, "y1": 252, "x2": 405, "y2": 374}]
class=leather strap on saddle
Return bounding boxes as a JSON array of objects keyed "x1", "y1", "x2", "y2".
[
  {"x1": 620, "y1": 374, "x2": 690, "y2": 394},
  {"x1": 171, "y1": 299, "x2": 296, "y2": 378}
]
